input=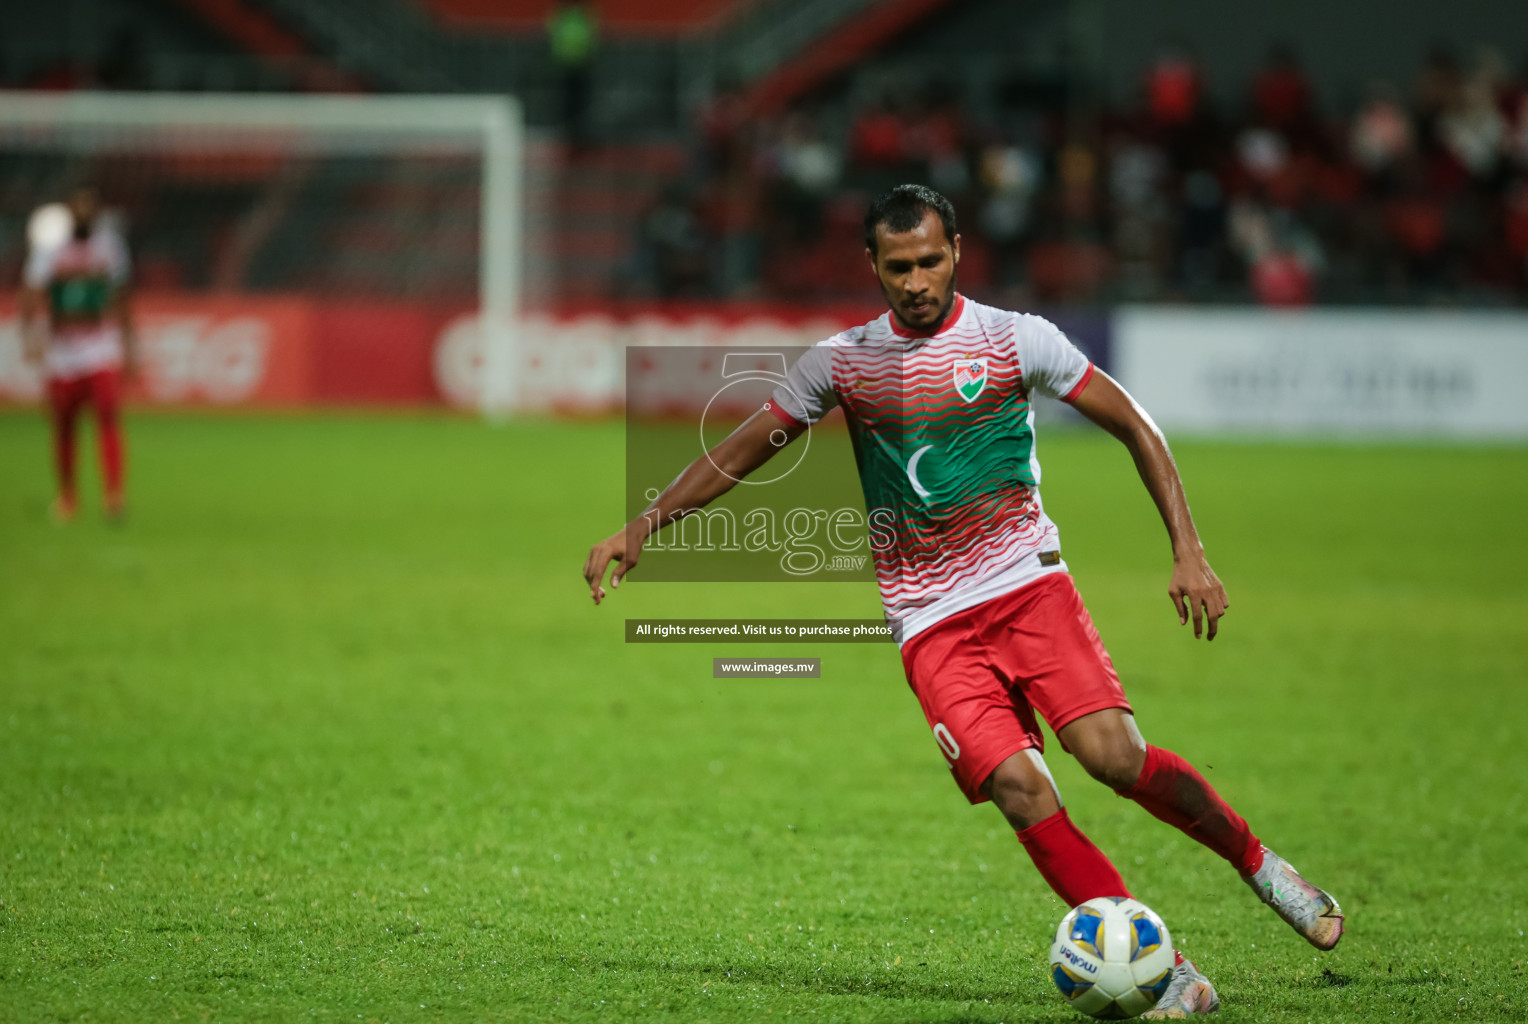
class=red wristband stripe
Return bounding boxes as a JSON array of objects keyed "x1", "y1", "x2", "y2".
[
  {"x1": 1062, "y1": 362, "x2": 1096, "y2": 404},
  {"x1": 764, "y1": 400, "x2": 804, "y2": 428}
]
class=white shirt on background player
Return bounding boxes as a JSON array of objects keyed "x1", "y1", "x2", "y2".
[{"x1": 24, "y1": 224, "x2": 131, "y2": 381}]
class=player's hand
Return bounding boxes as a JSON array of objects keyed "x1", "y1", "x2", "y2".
[
  {"x1": 20, "y1": 324, "x2": 45, "y2": 368},
  {"x1": 121, "y1": 343, "x2": 140, "y2": 382},
  {"x1": 1169, "y1": 552, "x2": 1229, "y2": 640},
  {"x1": 584, "y1": 520, "x2": 647, "y2": 606}
]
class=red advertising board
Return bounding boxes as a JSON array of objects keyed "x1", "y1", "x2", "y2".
[
  {"x1": 133, "y1": 296, "x2": 315, "y2": 406},
  {"x1": 0, "y1": 294, "x2": 466, "y2": 409},
  {"x1": 0, "y1": 294, "x2": 878, "y2": 410}
]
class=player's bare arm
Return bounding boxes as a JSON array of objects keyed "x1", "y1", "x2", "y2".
[
  {"x1": 17, "y1": 285, "x2": 46, "y2": 365},
  {"x1": 1070, "y1": 369, "x2": 1229, "y2": 640},
  {"x1": 583, "y1": 409, "x2": 806, "y2": 605},
  {"x1": 110, "y1": 285, "x2": 138, "y2": 378}
]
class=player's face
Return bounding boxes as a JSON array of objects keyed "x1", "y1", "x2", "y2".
[
  {"x1": 68, "y1": 189, "x2": 100, "y2": 237},
  {"x1": 869, "y1": 210, "x2": 961, "y2": 332}
]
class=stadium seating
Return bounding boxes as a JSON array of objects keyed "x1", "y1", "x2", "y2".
[{"x1": 414, "y1": 0, "x2": 747, "y2": 32}]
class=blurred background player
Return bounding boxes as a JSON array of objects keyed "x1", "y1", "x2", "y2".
[{"x1": 18, "y1": 186, "x2": 137, "y2": 522}]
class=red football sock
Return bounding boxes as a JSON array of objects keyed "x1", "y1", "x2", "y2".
[
  {"x1": 1016, "y1": 808, "x2": 1132, "y2": 906},
  {"x1": 1123, "y1": 745, "x2": 1264, "y2": 876},
  {"x1": 93, "y1": 372, "x2": 125, "y2": 506},
  {"x1": 49, "y1": 387, "x2": 79, "y2": 503},
  {"x1": 99, "y1": 418, "x2": 124, "y2": 504}
]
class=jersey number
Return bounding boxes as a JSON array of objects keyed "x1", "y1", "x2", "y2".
[{"x1": 933, "y1": 723, "x2": 960, "y2": 761}]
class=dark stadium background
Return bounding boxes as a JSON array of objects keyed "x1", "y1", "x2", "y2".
[{"x1": 4, "y1": 1, "x2": 1528, "y2": 305}]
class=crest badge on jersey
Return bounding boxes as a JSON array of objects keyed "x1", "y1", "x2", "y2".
[{"x1": 952, "y1": 357, "x2": 988, "y2": 402}]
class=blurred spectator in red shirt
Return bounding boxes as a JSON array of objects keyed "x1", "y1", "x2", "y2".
[
  {"x1": 1147, "y1": 46, "x2": 1202, "y2": 128},
  {"x1": 1231, "y1": 201, "x2": 1321, "y2": 305},
  {"x1": 1251, "y1": 247, "x2": 1314, "y2": 306},
  {"x1": 849, "y1": 97, "x2": 907, "y2": 167},
  {"x1": 1505, "y1": 179, "x2": 1528, "y2": 263},
  {"x1": 903, "y1": 84, "x2": 969, "y2": 194},
  {"x1": 1385, "y1": 195, "x2": 1447, "y2": 260},
  {"x1": 1383, "y1": 158, "x2": 1449, "y2": 289},
  {"x1": 1252, "y1": 44, "x2": 1314, "y2": 132}
]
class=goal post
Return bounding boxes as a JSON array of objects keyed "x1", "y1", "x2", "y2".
[{"x1": 0, "y1": 90, "x2": 524, "y2": 415}]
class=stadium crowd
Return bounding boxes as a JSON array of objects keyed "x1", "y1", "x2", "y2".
[{"x1": 636, "y1": 46, "x2": 1528, "y2": 307}]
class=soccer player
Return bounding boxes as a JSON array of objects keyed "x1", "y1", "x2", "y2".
[
  {"x1": 19, "y1": 186, "x2": 136, "y2": 522},
  {"x1": 584, "y1": 184, "x2": 1343, "y2": 1017}
]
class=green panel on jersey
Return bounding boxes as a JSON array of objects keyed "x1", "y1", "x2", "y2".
[
  {"x1": 48, "y1": 276, "x2": 114, "y2": 321},
  {"x1": 851, "y1": 392, "x2": 1036, "y2": 516},
  {"x1": 843, "y1": 350, "x2": 1038, "y2": 560}
]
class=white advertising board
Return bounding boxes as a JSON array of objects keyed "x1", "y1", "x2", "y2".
[{"x1": 1115, "y1": 308, "x2": 1528, "y2": 438}]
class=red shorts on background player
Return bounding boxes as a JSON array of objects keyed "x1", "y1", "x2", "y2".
[{"x1": 19, "y1": 186, "x2": 136, "y2": 522}]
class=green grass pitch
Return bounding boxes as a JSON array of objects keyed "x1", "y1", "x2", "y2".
[{"x1": 1, "y1": 411, "x2": 1526, "y2": 1023}]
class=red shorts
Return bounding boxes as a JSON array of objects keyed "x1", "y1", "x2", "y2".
[
  {"x1": 899, "y1": 573, "x2": 1131, "y2": 804},
  {"x1": 48, "y1": 368, "x2": 122, "y2": 424}
]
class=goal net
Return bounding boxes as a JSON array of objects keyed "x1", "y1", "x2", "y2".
[{"x1": 0, "y1": 91, "x2": 523, "y2": 413}]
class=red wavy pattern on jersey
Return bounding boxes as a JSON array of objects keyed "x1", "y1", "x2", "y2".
[
  {"x1": 834, "y1": 374, "x2": 1026, "y2": 420},
  {"x1": 828, "y1": 341, "x2": 1028, "y2": 426},
  {"x1": 826, "y1": 332, "x2": 1019, "y2": 375},
  {"x1": 879, "y1": 520, "x2": 1056, "y2": 613},
  {"x1": 878, "y1": 483, "x2": 1038, "y2": 558},
  {"x1": 833, "y1": 365, "x2": 1019, "y2": 389},
  {"x1": 866, "y1": 497, "x2": 1043, "y2": 602},
  {"x1": 876, "y1": 500, "x2": 1042, "y2": 586}
]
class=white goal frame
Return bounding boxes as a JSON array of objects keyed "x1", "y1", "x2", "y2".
[{"x1": 0, "y1": 91, "x2": 524, "y2": 415}]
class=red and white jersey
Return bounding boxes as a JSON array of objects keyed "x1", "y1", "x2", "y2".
[
  {"x1": 768, "y1": 294, "x2": 1095, "y2": 643},
  {"x1": 24, "y1": 227, "x2": 131, "y2": 381}
]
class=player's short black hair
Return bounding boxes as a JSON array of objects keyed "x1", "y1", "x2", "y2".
[{"x1": 863, "y1": 184, "x2": 957, "y2": 255}]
